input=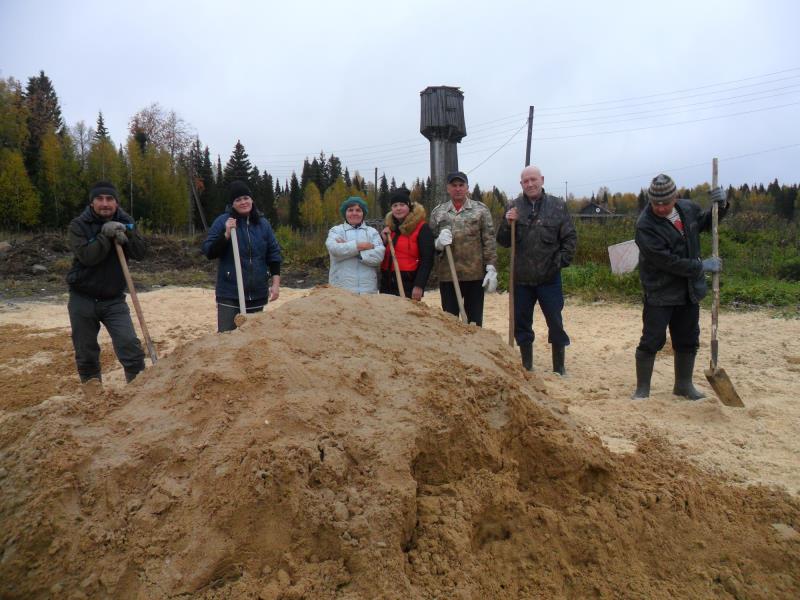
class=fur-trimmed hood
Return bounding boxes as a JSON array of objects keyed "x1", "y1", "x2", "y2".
[{"x1": 384, "y1": 202, "x2": 427, "y2": 236}]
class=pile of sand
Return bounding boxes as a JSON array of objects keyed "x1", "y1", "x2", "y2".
[{"x1": 1, "y1": 287, "x2": 799, "y2": 598}]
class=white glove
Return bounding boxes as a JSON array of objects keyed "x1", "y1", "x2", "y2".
[
  {"x1": 482, "y1": 265, "x2": 498, "y2": 293},
  {"x1": 434, "y1": 228, "x2": 453, "y2": 251}
]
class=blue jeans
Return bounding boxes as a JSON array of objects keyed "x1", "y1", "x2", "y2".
[{"x1": 513, "y1": 273, "x2": 570, "y2": 347}]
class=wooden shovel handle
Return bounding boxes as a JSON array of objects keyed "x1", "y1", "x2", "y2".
[
  {"x1": 386, "y1": 233, "x2": 406, "y2": 298},
  {"x1": 508, "y1": 219, "x2": 516, "y2": 346},
  {"x1": 115, "y1": 242, "x2": 157, "y2": 365},
  {"x1": 445, "y1": 245, "x2": 468, "y2": 324},
  {"x1": 230, "y1": 228, "x2": 247, "y2": 316},
  {"x1": 710, "y1": 158, "x2": 720, "y2": 370}
]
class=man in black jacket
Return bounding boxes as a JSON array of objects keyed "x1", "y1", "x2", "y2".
[
  {"x1": 497, "y1": 165, "x2": 577, "y2": 374},
  {"x1": 632, "y1": 174, "x2": 727, "y2": 400},
  {"x1": 66, "y1": 181, "x2": 147, "y2": 385}
]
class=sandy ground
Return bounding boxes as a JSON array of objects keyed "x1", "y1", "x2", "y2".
[
  {"x1": 2, "y1": 286, "x2": 798, "y2": 497},
  {"x1": 2, "y1": 286, "x2": 799, "y2": 598}
]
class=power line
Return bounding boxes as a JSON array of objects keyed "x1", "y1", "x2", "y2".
[
  {"x1": 567, "y1": 142, "x2": 800, "y2": 190},
  {"x1": 466, "y1": 120, "x2": 529, "y2": 175}
]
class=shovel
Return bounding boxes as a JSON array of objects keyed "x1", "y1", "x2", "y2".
[
  {"x1": 386, "y1": 232, "x2": 406, "y2": 298},
  {"x1": 508, "y1": 219, "x2": 516, "y2": 347},
  {"x1": 444, "y1": 245, "x2": 468, "y2": 324},
  {"x1": 704, "y1": 157, "x2": 744, "y2": 407},
  {"x1": 115, "y1": 241, "x2": 158, "y2": 365},
  {"x1": 230, "y1": 228, "x2": 248, "y2": 327}
]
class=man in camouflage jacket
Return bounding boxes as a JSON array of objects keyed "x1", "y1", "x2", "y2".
[
  {"x1": 429, "y1": 171, "x2": 497, "y2": 326},
  {"x1": 497, "y1": 165, "x2": 577, "y2": 373}
]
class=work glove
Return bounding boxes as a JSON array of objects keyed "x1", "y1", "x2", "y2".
[
  {"x1": 114, "y1": 230, "x2": 128, "y2": 245},
  {"x1": 482, "y1": 265, "x2": 498, "y2": 293},
  {"x1": 434, "y1": 228, "x2": 453, "y2": 251},
  {"x1": 710, "y1": 187, "x2": 726, "y2": 205},
  {"x1": 701, "y1": 257, "x2": 722, "y2": 273},
  {"x1": 101, "y1": 221, "x2": 126, "y2": 239}
]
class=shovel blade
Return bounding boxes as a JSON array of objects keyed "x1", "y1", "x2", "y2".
[{"x1": 704, "y1": 367, "x2": 744, "y2": 407}]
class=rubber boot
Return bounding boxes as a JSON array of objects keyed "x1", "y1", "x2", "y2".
[
  {"x1": 519, "y1": 343, "x2": 533, "y2": 371},
  {"x1": 672, "y1": 351, "x2": 705, "y2": 400},
  {"x1": 125, "y1": 369, "x2": 141, "y2": 384},
  {"x1": 631, "y1": 350, "x2": 655, "y2": 399},
  {"x1": 81, "y1": 376, "x2": 103, "y2": 400},
  {"x1": 552, "y1": 345, "x2": 566, "y2": 376}
]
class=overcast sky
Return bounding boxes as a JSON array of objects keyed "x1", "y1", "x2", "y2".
[{"x1": 2, "y1": 0, "x2": 798, "y2": 198}]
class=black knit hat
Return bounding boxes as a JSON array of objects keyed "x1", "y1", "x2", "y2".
[
  {"x1": 229, "y1": 180, "x2": 252, "y2": 203},
  {"x1": 89, "y1": 181, "x2": 118, "y2": 203},
  {"x1": 648, "y1": 174, "x2": 677, "y2": 205},
  {"x1": 389, "y1": 188, "x2": 412, "y2": 207}
]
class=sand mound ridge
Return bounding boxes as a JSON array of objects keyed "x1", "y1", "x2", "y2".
[{"x1": 1, "y1": 287, "x2": 798, "y2": 599}]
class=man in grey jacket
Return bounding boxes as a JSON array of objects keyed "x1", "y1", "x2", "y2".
[{"x1": 497, "y1": 166, "x2": 577, "y2": 373}]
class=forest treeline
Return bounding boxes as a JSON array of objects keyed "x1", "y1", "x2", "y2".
[{"x1": 1, "y1": 70, "x2": 796, "y2": 233}]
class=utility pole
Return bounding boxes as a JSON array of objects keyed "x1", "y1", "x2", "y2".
[
  {"x1": 374, "y1": 167, "x2": 378, "y2": 216},
  {"x1": 525, "y1": 106, "x2": 534, "y2": 166}
]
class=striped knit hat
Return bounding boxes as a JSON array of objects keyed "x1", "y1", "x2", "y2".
[{"x1": 648, "y1": 174, "x2": 677, "y2": 205}]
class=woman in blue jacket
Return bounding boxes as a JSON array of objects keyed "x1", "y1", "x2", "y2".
[{"x1": 202, "y1": 180, "x2": 282, "y2": 331}]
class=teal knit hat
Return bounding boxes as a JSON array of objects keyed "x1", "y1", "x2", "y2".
[{"x1": 340, "y1": 196, "x2": 368, "y2": 219}]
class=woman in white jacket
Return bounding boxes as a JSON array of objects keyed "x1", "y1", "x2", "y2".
[{"x1": 326, "y1": 197, "x2": 385, "y2": 294}]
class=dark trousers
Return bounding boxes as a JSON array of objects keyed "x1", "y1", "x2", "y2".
[
  {"x1": 513, "y1": 273, "x2": 570, "y2": 347},
  {"x1": 440, "y1": 280, "x2": 485, "y2": 326},
  {"x1": 217, "y1": 297, "x2": 266, "y2": 332},
  {"x1": 637, "y1": 302, "x2": 700, "y2": 355},
  {"x1": 380, "y1": 269, "x2": 416, "y2": 298},
  {"x1": 68, "y1": 291, "x2": 145, "y2": 382}
]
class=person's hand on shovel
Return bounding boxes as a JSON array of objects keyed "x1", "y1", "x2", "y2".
[
  {"x1": 434, "y1": 228, "x2": 452, "y2": 251},
  {"x1": 701, "y1": 257, "x2": 722, "y2": 273},
  {"x1": 710, "y1": 187, "x2": 727, "y2": 206},
  {"x1": 224, "y1": 217, "x2": 236, "y2": 239}
]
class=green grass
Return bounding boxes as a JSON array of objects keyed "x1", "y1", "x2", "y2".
[{"x1": 495, "y1": 213, "x2": 800, "y2": 314}]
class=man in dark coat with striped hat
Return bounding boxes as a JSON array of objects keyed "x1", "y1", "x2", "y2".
[{"x1": 632, "y1": 173, "x2": 728, "y2": 400}]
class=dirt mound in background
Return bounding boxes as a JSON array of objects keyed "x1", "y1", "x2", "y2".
[{"x1": 1, "y1": 287, "x2": 798, "y2": 599}]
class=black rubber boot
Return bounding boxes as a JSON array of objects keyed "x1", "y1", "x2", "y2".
[
  {"x1": 672, "y1": 351, "x2": 705, "y2": 400},
  {"x1": 631, "y1": 350, "x2": 655, "y2": 399},
  {"x1": 552, "y1": 345, "x2": 566, "y2": 376},
  {"x1": 519, "y1": 343, "x2": 533, "y2": 371},
  {"x1": 125, "y1": 369, "x2": 141, "y2": 384}
]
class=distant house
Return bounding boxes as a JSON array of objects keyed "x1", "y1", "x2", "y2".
[{"x1": 578, "y1": 202, "x2": 613, "y2": 221}]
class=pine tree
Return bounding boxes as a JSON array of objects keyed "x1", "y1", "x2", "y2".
[
  {"x1": 223, "y1": 140, "x2": 254, "y2": 187},
  {"x1": 471, "y1": 183, "x2": 482, "y2": 202},
  {"x1": 23, "y1": 70, "x2": 64, "y2": 184},
  {"x1": 343, "y1": 167, "x2": 351, "y2": 188},
  {"x1": 94, "y1": 111, "x2": 110, "y2": 141},
  {"x1": 289, "y1": 172, "x2": 302, "y2": 229},
  {"x1": 258, "y1": 171, "x2": 277, "y2": 223},
  {"x1": 328, "y1": 154, "x2": 342, "y2": 186},
  {"x1": 379, "y1": 174, "x2": 390, "y2": 214}
]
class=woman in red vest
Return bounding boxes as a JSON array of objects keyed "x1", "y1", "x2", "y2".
[{"x1": 380, "y1": 189, "x2": 435, "y2": 300}]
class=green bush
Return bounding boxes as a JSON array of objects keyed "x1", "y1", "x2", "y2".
[{"x1": 777, "y1": 257, "x2": 800, "y2": 282}]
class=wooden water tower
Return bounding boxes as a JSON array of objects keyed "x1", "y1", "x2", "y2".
[{"x1": 420, "y1": 86, "x2": 466, "y2": 201}]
